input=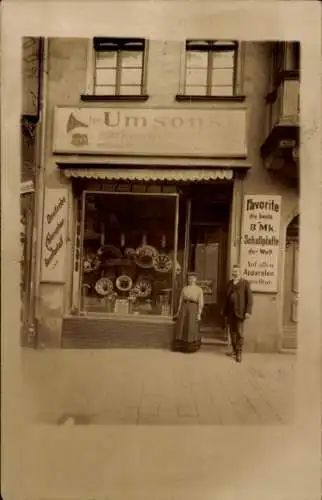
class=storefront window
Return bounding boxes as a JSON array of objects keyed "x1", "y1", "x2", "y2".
[{"x1": 80, "y1": 191, "x2": 180, "y2": 317}]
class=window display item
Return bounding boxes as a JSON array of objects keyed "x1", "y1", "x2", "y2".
[
  {"x1": 94, "y1": 277, "x2": 114, "y2": 296},
  {"x1": 153, "y1": 253, "x2": 172, "y2": 273},
  {"x1": 124, "y1": 247, "x2": 136, "y2": 259},
  {"x1": 83, "y1": 259, "x2": 95, "y2": 273},
  {"x1": 83, "y1": 260, "x2": 92, "y2": 273},
  {"x1": 129, "y1": 290, "x2": 137, "y2": 301},
  {"x1": 116, "y1": 275, "x2": 133, "y2": 292},
  {"x1": 133, "y1": 278, "x2": 152, "y2": 298},
  {"x1": 97, "y1": 245, "x2": 122, "y2": 260},
  {"x1": 83, "y1": 253, "x2": 101, "y2": 273},
  {"x1": 161, "y1": 303, "x2": 170, "y2": 316},
  {"x1": 159, "y1": 292, "x2": 171, "y2": 316},
  {"x1": 138, "y1": 300, "x2": 153, "y2": 313},
  {"x1": 135, "y1": 244, "x2": 158, "y2": 269},
  {"x1": 114, "y1": 299, "x2": 130, "y2": 315},
  {"x1": 161, "y1": 234, "x2": 167, "y2": 248}
]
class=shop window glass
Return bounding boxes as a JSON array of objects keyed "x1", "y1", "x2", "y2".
[
  {"x1": 184, "y1": 40, "x2": 237, "y2": 97},
  {"x1": 93, "y1": 38, "x2": 146, "y2": 96},
  {"x1": 80, "y1": 191, "x2": 181, "y2": 317}
]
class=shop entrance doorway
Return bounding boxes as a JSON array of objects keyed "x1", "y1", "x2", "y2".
[{"x1": 187, "y1": 195, "x2": 231, "y2": 341}]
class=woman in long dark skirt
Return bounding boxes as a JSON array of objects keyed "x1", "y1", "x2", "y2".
[{"x1": 173, "y1": 272, "x2": 204, "y2": 353}]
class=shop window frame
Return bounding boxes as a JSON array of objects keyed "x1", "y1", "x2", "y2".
[
  {"x1": 77, "y1": 190, "x2": 180, "y2": 319},
  {"x1": 81, "y1": 37, "x2": 149, "y2": 102},
  {"x1": 176, "y1": 39, "x2": 246, "y2": 102}
]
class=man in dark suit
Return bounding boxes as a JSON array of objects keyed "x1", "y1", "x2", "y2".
[{"x1": 222, "y1": 265, "x2": 253, "y2": 363}]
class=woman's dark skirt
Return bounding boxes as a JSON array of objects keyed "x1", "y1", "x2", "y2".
[{"x1": 173, "y1": 301, "x2": 201, "y2": 353}]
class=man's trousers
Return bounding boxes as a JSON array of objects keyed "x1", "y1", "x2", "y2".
[{"x1": 228, "y1": 315, "x2": 245, "y2": 355}]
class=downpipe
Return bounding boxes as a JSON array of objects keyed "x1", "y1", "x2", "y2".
[{"x1": 27, "y1": 37, "x2": 49, "y2": 348}]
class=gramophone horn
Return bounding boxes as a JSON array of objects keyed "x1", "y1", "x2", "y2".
[{"x1": 67, "y1": 113, "x2": 89, "y2": 133}]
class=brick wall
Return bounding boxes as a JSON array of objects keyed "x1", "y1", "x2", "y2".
[{"x1": 62, "y1": 317, "x2": 175, "y2": 349}]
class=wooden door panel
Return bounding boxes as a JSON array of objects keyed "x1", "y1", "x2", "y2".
[
  {"x1": 193, "y1": 229, "x2": 227, "y2": 332},
  {"x1": 195, "y1": 242, "x2": 219, "y2": 304}
]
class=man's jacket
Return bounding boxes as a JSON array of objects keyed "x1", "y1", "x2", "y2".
[{"x1": 222, "y1": 278, "x2": 253, "y2": 320}]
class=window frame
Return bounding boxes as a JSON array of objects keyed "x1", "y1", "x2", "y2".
[
  {"x1": 178, "y1": 39, "x2": 241, "y2": 100},
  {"x1": 82, "y1": 37, "x2": 149, "y2": 102},
  {"x1": 77, "y1": 190, "x2": 180, "y2": 318},
  {"x1": 266, "y1": 41, "x2": 300, "y2": 116},
  {"x1": 271, "y1": 41, "x2": 300, "y2": 88}
]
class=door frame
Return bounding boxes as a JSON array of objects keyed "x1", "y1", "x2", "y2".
[
  {"x1": 182, "y1": 196, "x2": 230, "y2": 334},
  {"x1": 282, "y1": 213, "x2": 299, "y2": 329}
]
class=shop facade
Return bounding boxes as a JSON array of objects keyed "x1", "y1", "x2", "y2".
[{"x1": 33, "y1": 38, "x2": 299, "y2": 352}]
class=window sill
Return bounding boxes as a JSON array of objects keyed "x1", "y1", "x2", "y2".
[
  {"x1": 175, "y1": 94, "x2": 246, "y2": 102},
  {"x1": 81, "y1": 94, "x2": 149, "y2": 102},
  {"x1": 65, "y1": 312, "x2": 174, "y2": 325}
]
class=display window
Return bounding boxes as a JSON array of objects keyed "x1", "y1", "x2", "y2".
[{"x1": 79, "y1": 190, "x2": 182, "y2": 318}]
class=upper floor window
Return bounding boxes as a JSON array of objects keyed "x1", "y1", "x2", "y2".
[
  {"x1": 272, "y1": 42, "x2": 300, "y2": 81},
  {"x1": 183, "y1": 40, "x2": 238, "y2": 97},
  {"x1": 93, "y1": 37, "x2": 146, "y2": 96}
]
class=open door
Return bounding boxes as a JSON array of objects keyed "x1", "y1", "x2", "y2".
[{"x1": 188, "y1": 198, "x2": 230, "y2": 341}]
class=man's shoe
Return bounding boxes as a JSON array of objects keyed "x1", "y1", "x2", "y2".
[
  {"x1": 226, "y1": 351, "x2": 236, "y2": 358},
  {"x1": 236, "y1": 352, "x2": 242, "y2": 363}
]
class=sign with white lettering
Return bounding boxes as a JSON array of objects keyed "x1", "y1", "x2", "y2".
[
  {"x1": 41, "y1": 189, "x2": 68, "y2": 282},
  {"x1": 240, "y1": 195, "x2": 282, "y2": 292},
  {"x1": 53, "y1": 106, "x2": 247, "y2": 158}
]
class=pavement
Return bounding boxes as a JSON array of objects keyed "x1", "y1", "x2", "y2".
[{"x1": 22, "y1": 346, "x2": 295, "y2": 426}]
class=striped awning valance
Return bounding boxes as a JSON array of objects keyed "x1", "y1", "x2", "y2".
[{"x1": 61, "y1": 168, "x2": 233, "y2": 182}]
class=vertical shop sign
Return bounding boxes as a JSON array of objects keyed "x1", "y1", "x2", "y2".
[
  {"x1": 240, "y1": 195, "x2": 282, "y2": 292},
  {"x1": 41, "y1": 189, "x2": 68, "y2": 282}
]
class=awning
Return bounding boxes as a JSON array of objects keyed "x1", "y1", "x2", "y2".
[{"x1": 61, "y1": 168, "x2": 233, "y2": 182}]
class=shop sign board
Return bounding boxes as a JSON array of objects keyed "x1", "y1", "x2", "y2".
[
  {"x1": 53, "y1": 106, "x2": 247, "y2": 158},
  {"x1": 240, "y1": 195, "x2": 282, "y2": 293},
  {"x1": 41, "y1": 188, "x2": 69, "y2": 283}
]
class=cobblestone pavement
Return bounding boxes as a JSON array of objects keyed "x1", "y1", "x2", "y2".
[{"x1": 22, "y1": 346, "x2": 295, "y2": 425}]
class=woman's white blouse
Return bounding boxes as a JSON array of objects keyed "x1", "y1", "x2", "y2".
[{"x1": 178, "y1": 284, "x2": 204, "y2": 316}]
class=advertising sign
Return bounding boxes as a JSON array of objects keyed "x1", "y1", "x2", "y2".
[
  {"x1": 41, "y1": 189, "x2": 69, "y2": 282},
  {"x1": 53, "y1": 106, "x2": 247, "y2": 158},
  {"x1": 240, "y1": 195, "x2": 282, "y2": 292}
]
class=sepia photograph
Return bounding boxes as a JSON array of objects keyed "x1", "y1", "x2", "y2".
[
  {"x1": 21, "y1": 36, "x2": 299, "y2": 426},
  {"x1": 2, "y1": 1, "x2": 321, "y2": 499}
]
